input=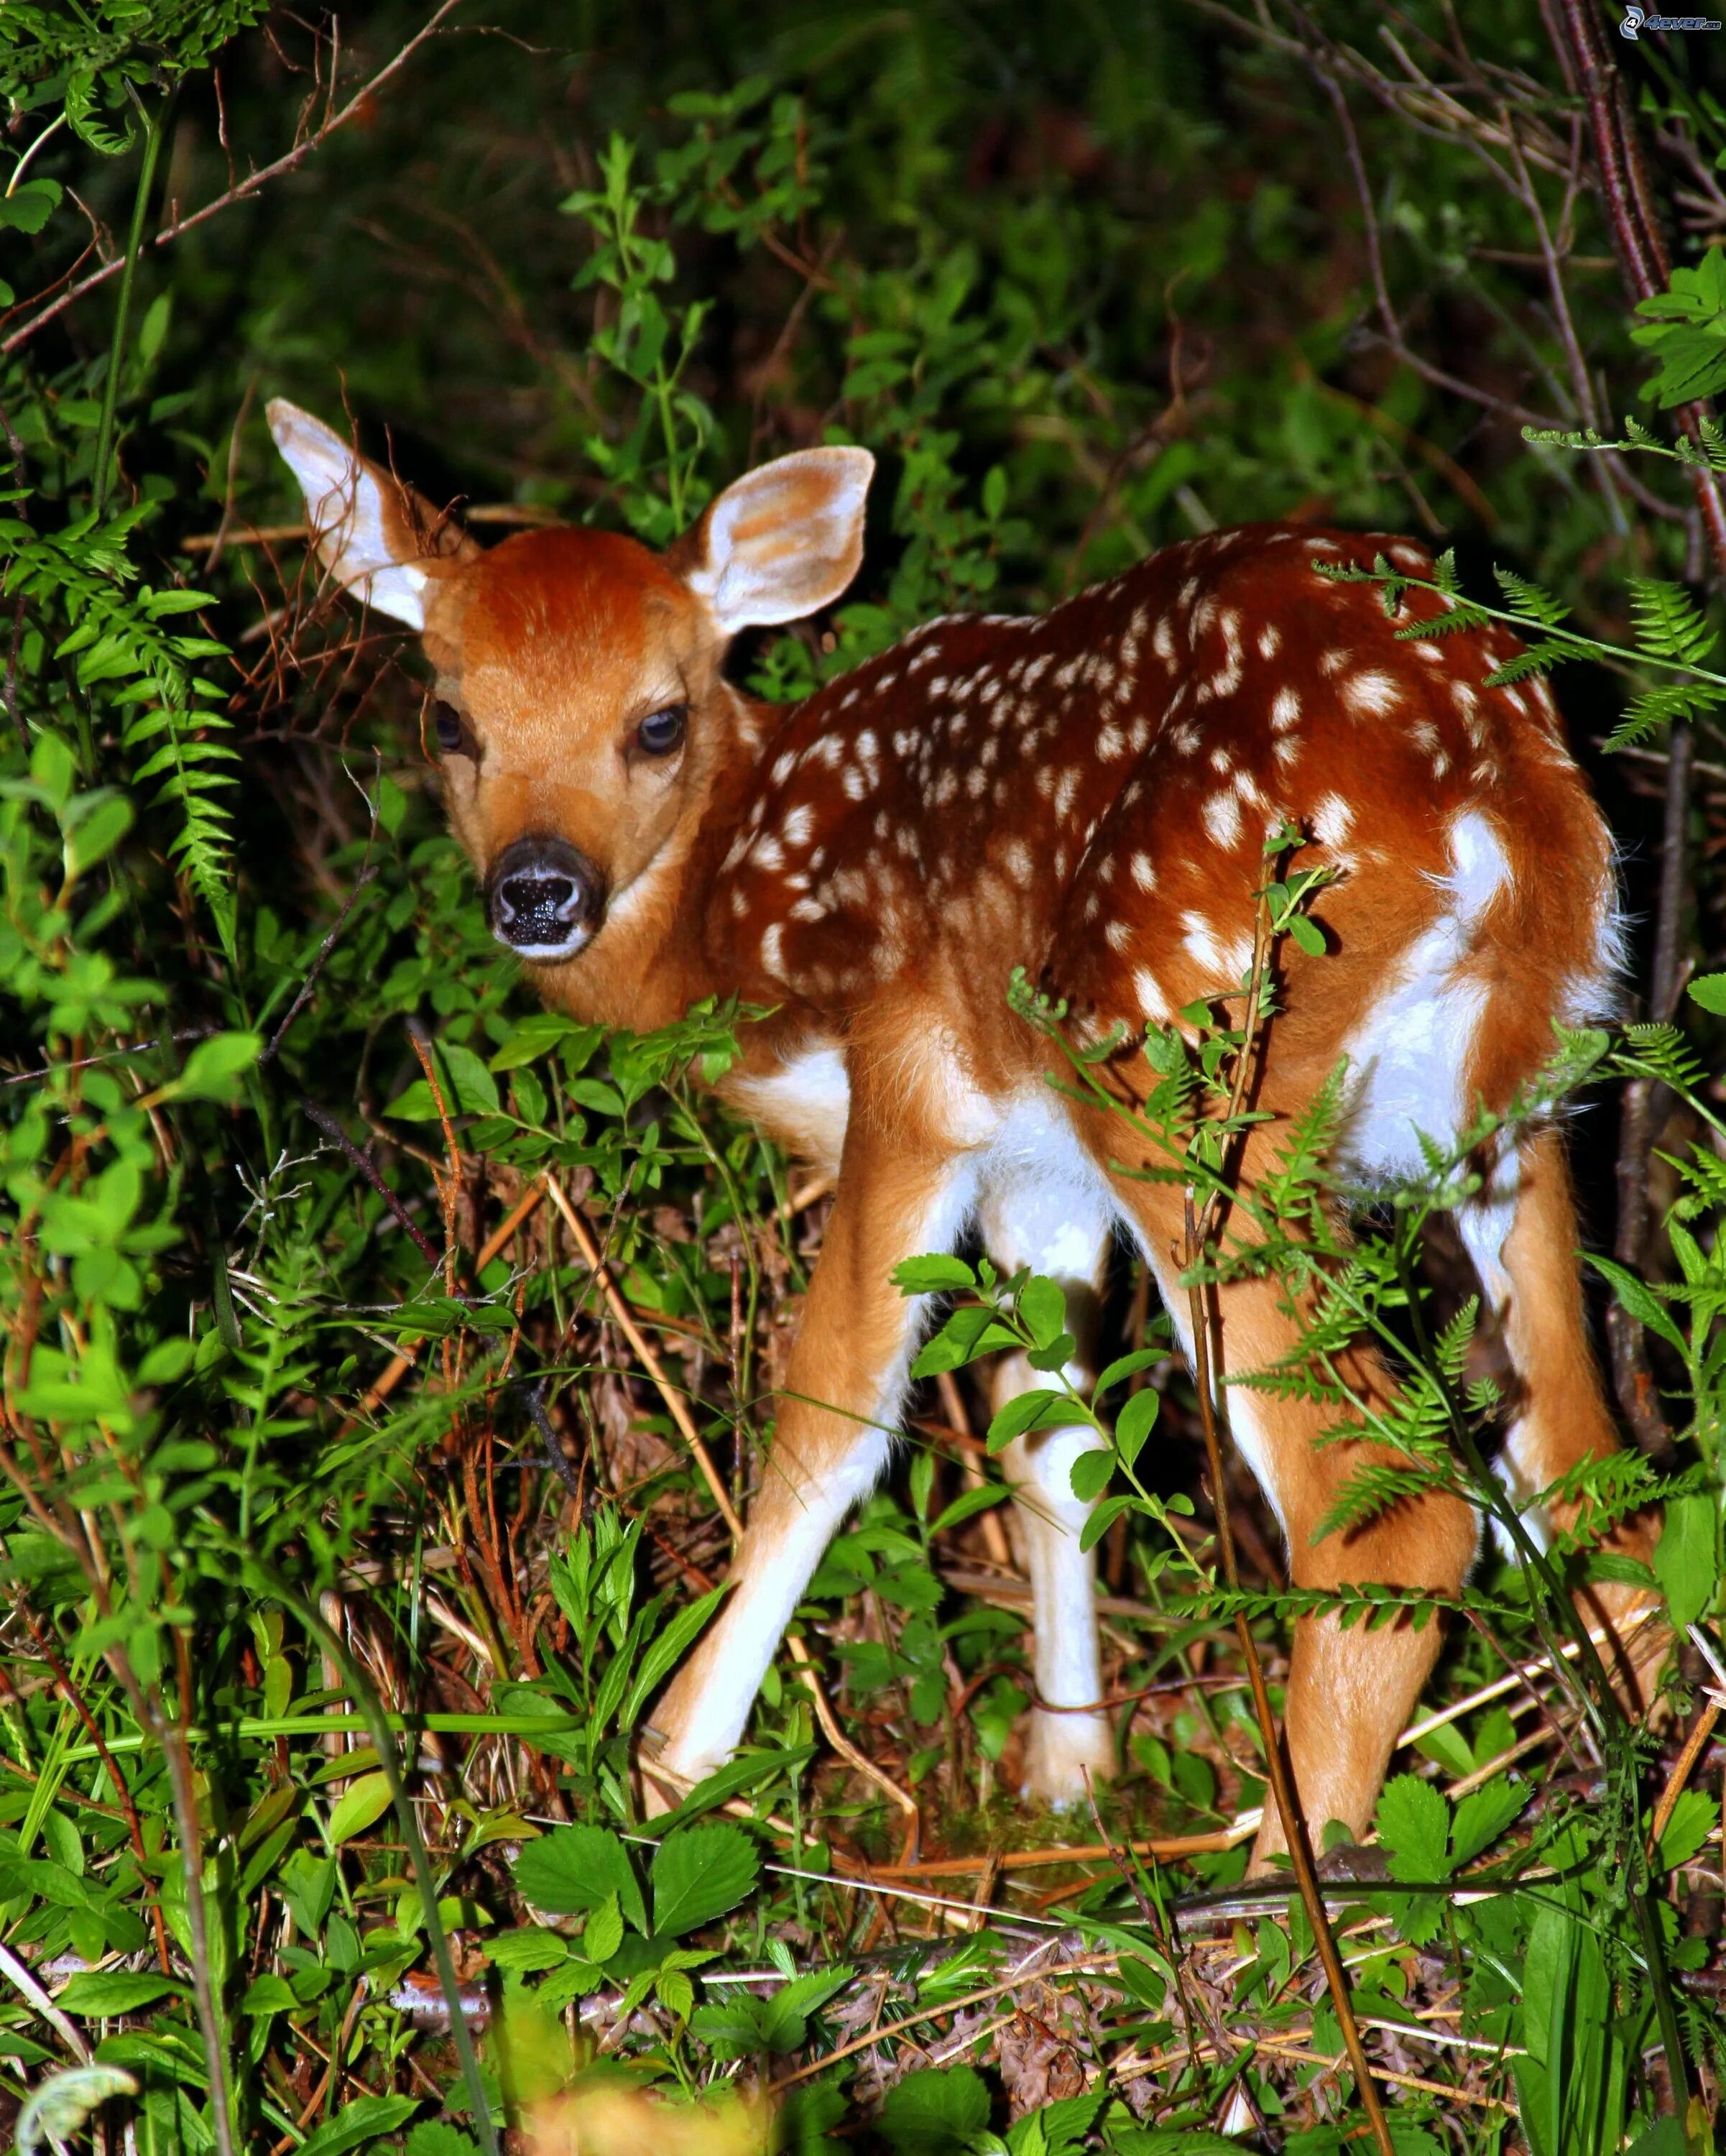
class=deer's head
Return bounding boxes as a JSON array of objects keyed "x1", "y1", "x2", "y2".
[{"x1": 269, "y1": 401, "x2": 872, "y2": 963}]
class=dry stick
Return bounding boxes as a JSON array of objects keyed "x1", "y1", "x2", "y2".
[
  {"x1": 406, "y1": 1023, "x2": 462, "y2": 1300},
  {"x1": 543, "y1": 1173, "x2": 743, "y2": 1540},
  {"x1": 784, "y1": 1631, "x2": 918, "y2": 1818},
  {"x1": 302, "y1": 1098, "x2": 443, "y2": 1271},
  {"x1": 346, "y1": 1180, "x2": 545, "y2": 1422},
  {"x1": 261, "y1": 864, "x2": 378, "y2": 1063},
  {"x1": 0, "y1": 1, "x2": 467, "y2": 357},
  {"x1": 935, "y1": 1368, "x2": 1014, "y2": 1568},
  {"x1": 1175, "y1": 894, "x2": 1395, "y2": 2156},
  {"x1": 870, "y1": 1820, "x2": 1263, "y2": 1880},
  {"x1": 1182, "y1": 1249, "x2": 1392, "y2": 2156},
  {"x1": 1650, "y1": 1696, "x2": 1723, "y2": 1854}
]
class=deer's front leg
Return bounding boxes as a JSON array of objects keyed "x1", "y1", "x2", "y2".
[{"x1": 641, "y1": 1133, "x2": 972, "y2": 1807}]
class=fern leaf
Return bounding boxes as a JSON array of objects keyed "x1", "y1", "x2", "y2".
[
  {"x1": 1628, "y1": 577, "x2": 1718, "y2": 668},
  {"x1": 1493, "y1": 566, "x2": 1570, "y2": 630}
]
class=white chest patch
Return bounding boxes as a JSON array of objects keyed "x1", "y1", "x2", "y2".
[{"x1": 722, "y1": 1044, "x2": 851, "y2": 1173}]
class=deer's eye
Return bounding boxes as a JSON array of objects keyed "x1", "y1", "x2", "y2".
[
  {"x1": 433, "y1": 701, "x2": 472, "y2": 757},
  {"x1": 637, "y1": 704, "x2": 688, "y2": 757}
]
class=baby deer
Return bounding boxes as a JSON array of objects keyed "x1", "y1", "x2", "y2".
[{"x1": 272, "y1": 400, "x2": 1661, "y2": 1861}]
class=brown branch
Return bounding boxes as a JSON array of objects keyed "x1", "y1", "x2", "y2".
[
  {"x1": 1549, "y1": 2, "x2": 1719, "y2": 1452},
  {"x1": 1, "y1": 2, "x2": 466, "y2": 357}
]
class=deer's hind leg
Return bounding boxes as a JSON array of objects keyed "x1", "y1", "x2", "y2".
[
  {"x1": 979, "y1": 1161, "x2": 1118, "y2": 1805},
  {"x1": 1117, "y1": 1171, "x2": 1478, "y2": 1869},
  {"x1": 1457, "y1": 1125, "x2": 1666, "y2": 1704}
]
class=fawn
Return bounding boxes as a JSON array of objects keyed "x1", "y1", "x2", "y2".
[{"x1": 271, "y1": 400, "x2": 1661, "y2": 1861}]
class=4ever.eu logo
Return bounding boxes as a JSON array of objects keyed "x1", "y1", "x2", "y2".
[{"x1": 1621, "y1": 5, "x2": 1722, "y2": 34}]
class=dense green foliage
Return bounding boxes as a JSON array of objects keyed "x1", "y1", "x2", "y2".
[{"x1": 2, "y1": 4, "x2": 1726, "y2": 2152}]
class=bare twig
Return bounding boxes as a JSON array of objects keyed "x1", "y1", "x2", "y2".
[
  {"x1": 262, "y1": 864, "x2": 377, "y2": 1062},
  {"x1": 543, "y1": 1174, "x2": 743, "y2": 1539},
  {"x1": 1, "y1": 3, "x2": 467, "y2": 357}
]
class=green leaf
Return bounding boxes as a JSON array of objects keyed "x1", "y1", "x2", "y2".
[
  {"x1": 172, "y1": 1030, "x2": 261, "y2": 1101},
  {"x1": 1449, "y1": 1774, "x2": 1529, "y2": 1866},
  {"x1": 56, "y1": 1971, "x2": 180, "y2": 2015},
  {"x1": 240, "y1": 1974, "x2": 297, "y2": 2016},
  {"x1": 435, "y1": 1041, "x2": 501, "y2": 1115},
  {"x1": 1068, "y1": 1447, "x2": 1114, "y2": 1503},
  {"x1": 1114, "y1": 1387, "x2": 1159, "y2": 1468},
  {"x1": 651, "y1": 1822, "x2": 760, "y2": 1936},
  {"x1": 405, "y1": 2128, "x2": 479, "y2": 2156},
  {"x1": 622, "y1": 1584, "x2": 728, "y2": 1726},
  {"x1": 0, "y1": 180, "x2": 62, "y2": 234},
  {"x1": 1688, "y1": 972, "x2": 1726, "y2": 1015},
  {"x1": 280, "y1": 1851, "x2": 336, "y2": 1934},
  {"x1": 1587, "y1": 1255, "x2": 1689, "y2": 1356},
  {"x1": 880, "y1": 2066, "x2": 992, "y2": 2155},
  {"x1": 485, "y1": 1926, "x2": 569, "y2": 1974},
  {"x1": 489, "y1": 1013, "x2": 576, "y2": 1069},
  {"x1": 1656, "y1": 1787, "x2": 1717, "y2": 1872},
  {"x1": 1018, "y1": 1276, "x2": 1067, "y2": 1350},
  {"x1": 512, "y1": 1824, "x2": 647, "y2": 1933},
  {"x1": 583, "y1": 1891, "x2": 624, "y2": 1963},
  {"x1": 1093, "y1": 1348, "x2": 1162, "y2": 1396},
  {"x1": 928, "y1": 1483, "x2": 1008, "y2": 1537},
  {"x1": 1654, "y1": 1490, "x2": 1717, "y2": 1630},
  {"x1": 1375, "y1": 1773, "x2": 1452, "y2": 1881},
  {"x1": 295, "y1": 2095, "x2": 419, "y2": 2156},
  {"x1": 985, "y1": 1388, "x2": 1065, "y2": 1450},
  {"x1": 894, "y1": 1254, "x2": 977, "y2": 1295},
  {"x1": 327, "y1": 1771, "x2": 394, "y2": 1845}
]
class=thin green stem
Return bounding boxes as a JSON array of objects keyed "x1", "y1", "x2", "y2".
[{"x1": 93, "y1": 96, "x2": 165, "y2": 521}]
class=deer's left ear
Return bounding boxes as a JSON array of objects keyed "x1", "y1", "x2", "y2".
[
  {"x1": 678, "y1": 446, "x2": 874, "y2": 635},
  {"x1": 267, "y1": 400, "x2": 475, "y2": 630}
]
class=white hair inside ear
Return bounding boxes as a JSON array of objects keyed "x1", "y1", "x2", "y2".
[
  {"x1": 684, "y1": 445, "x2": 874, "y2": 636},
  {"x1": 267, "y1": 399, "x2": 430, "y2": 630}
]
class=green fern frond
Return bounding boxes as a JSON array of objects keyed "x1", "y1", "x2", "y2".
[
  {"x1": 1602, "y1": 681, "x2": 1720, "y2": 753},
  {"x1": 1494, "y1": 566, "x2": 1570, "y2": 631},
  {"x1": 1618, "y1": 1022, "x2": 1708, "y2": 1095},
  {"x1": 1434, "y1": 1297, "x2": 1479, "y2": 1383},
  {"x1": 1628, "y1": 577, "x2": 1718, "y2": 668},
  {"x1": 1482, "y1": 640, "x2": 1571, "y2": 686},
  {"x1": 1394, "y1": 603, "x2": 1489, "y2": 642},
  {"x1": 1315, "y1": 1462, "x2": 1442, "y2": 1541}
]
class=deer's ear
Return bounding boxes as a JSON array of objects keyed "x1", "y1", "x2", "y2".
[
  {"x1": 678, "y1": 446, "x2": 873, "y2": 635},
  {"x1": 267, "y1": 400, "x2": 473, "y2": 629}
]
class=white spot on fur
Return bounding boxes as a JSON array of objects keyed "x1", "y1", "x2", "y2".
[
  {"x1": 1343, "y1": 671, "x2": 1401, "y2": 717},
  {"x1": 1135, "y1": 968, "x2": 1170, "y2": 1020},
  {"x1": 1202, "y1": 791, "x2": 1243, "y2": 849},
  {"x1": 1312, "y1": 793, "x2": 1354, "y2": 849},
  {"x1": 1181, "y1": 913, "x2": 1224, "y2": 972}
]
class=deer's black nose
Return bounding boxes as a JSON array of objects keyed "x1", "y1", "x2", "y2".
[{"x1": 488, "y1": 836, "x2": 606, "y2": 958}]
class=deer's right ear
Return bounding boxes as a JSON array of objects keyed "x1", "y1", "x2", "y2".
[
  {"x1": 267, "y1": 400, "x2": 456, "y2": 630},
  {"x1": 678, "y1": 446, "x2": 874, "y2": 635}
]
